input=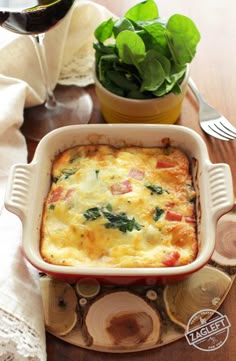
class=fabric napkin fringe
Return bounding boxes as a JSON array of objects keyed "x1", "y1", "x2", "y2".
[{"x1": 0, "y1": 308, "x2": 45, "y2": 361}]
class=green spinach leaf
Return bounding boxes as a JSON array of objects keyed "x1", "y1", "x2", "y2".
[
  {"x1": 94, "y1": 18, "x2": 114, "y2": 42},
  {"x1": 166, "y1": 14, "x2": 201, "y2": 65},
  {"x1": 103, "y1": 211, "x2": 142, "y2": 233},
  {"x1": 116, "y1": 30, "x2": 146, "y2": 65},
  {"x1": 145, "y1": 184, "x2": 169, "y2": 194},
  {"x1": 140, "y1": 51, "x2": 166, "y2": 92},
  {"x1": 84, "y1": 204, "x2": 142, "y2": 233},
  {"x1": 83, "y1": 207, "x2": 101, "y2": 221},
  {"x1": 153, "y1": 207, "x2": 164, "y2": 221},
  {"x1": 125, "y1": 0, "x2": 159, "y2": 22}
]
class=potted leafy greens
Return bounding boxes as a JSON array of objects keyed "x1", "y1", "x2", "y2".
[{"x1": 93, "y1": 0, "x2": 201, "y2": 124}]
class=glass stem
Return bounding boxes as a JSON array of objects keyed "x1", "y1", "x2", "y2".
[{"x1": 32, "y1": 33, "x2": 57, "y2": 109}]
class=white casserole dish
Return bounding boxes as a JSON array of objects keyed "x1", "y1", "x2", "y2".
[{"x1": 4, "y1": 124, "x2": 234, "y2": 284}]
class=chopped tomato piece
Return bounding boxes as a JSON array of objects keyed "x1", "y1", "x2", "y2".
[
  {"x1": 156, "y1": 160, "x2": 174, "y2": 168},
  {"x1": 111, "y1": 180, "x2": 132, "y2": 195},
  {"x1": 48, "y1": 186, "x2": 64, "y2": 203},
  {"x1": 165, "y1": 211, "x2": 182, "y2": 221},
  {"x1": 162, "y1": 251, "x2": 180, "y2": 266},
  {"x1": 128, "y1": 168, "x2": 145, "y2": 180}
]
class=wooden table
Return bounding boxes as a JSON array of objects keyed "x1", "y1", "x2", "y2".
[{"x1": 22, "y1": 1, "x2": 236, "y2": 360}]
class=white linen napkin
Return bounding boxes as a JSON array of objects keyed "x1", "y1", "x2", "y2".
[
  {"x1": 0, "y1": 1, "x2": 113, "y2": 360},
  {"x1": 0, "y1": 103, "x2": 46, "y2": 361}
]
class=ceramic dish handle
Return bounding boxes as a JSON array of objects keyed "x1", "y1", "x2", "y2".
[
  {"x1": 4, "y1": 163, "x2": 33, "y2": 220},
  {"x1": 207, "y1": 163, "x2": 234, "y2": 220}
]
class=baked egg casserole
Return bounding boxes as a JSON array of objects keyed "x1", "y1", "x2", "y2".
[{"x1": 40, "y1": 144, "x2": 197, "y2": 268}]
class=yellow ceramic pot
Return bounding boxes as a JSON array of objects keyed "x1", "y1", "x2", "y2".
[{"x1": 95, "y1": 67, "x2": 189, "y2": 124}]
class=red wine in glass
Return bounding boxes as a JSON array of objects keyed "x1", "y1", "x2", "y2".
[{"x1": 0, "y1": 0, "x2": 93, "y2": 141}]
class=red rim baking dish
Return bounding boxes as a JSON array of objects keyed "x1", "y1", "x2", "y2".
[{"x1": 4, "y1": 124, "x2": 234, "y2": 284}]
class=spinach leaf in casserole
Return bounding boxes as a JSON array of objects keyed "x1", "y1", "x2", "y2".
[
  {"x1": 84, "y1": 204, "x2": 142, "y2": 233},
  {"x1": 145, "y1": 184, "x2": 169, "y2": 195}
]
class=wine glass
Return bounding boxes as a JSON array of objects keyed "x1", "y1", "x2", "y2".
[{"x1": 0, "y1": 0, "x2": 93, "y2": 141}]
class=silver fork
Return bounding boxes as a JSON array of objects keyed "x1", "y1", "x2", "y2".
[{"x1": 188, "y1": 77, "x2": 236, "y2": 141}]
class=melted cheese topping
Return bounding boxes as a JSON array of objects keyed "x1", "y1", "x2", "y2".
[{"x1": 40, "y1": 145, "x2": 197, "y2": 268}]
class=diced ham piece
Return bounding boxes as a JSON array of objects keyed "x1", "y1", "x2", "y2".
[
  {"x1": 128, "y1": 168, "x2": 145, "y2": 180},
  {"x1": 48, "y1": 186, "x2": 75, "y2": 203},
  {"x1": 111, "y1": 180, "x2": 132, "y2": 195},
  {"x1": 64, "y1": 189, "x2": 75, "y2": 199},
  {"x1": 48, "y1": 186, "x2": 64, "y2": 203}
]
